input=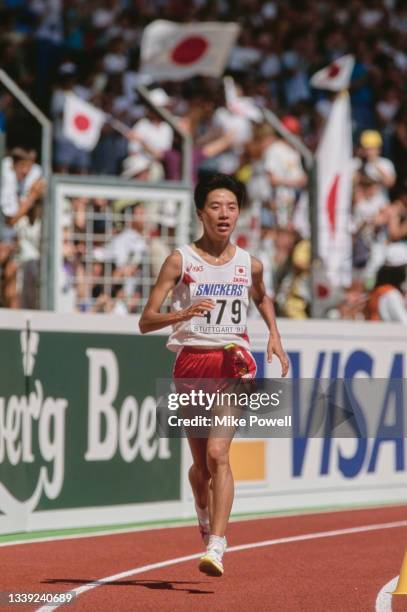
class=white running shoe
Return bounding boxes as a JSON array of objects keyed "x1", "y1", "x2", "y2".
[
  {"x1": 195, "y1": 501, "x2": 210, "y2": 545},
  {"x1": 199, "y1": 535, "x2": 227, "y2": 577}
]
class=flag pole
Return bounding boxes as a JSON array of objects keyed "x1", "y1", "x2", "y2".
[
  {"x1": 308, "y1": 159, "x2": 319, "y2": 318},
  {"x1": 105, "y1": 115, "x2": 131, "y2": 138}
]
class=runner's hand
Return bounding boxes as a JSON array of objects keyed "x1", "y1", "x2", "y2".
[
  {"x1": 267, "y1": 336, "x2": 289, "y2": 377},
  {"x1": 181, "y1": 300, "x2": 215, "y2": 321}
]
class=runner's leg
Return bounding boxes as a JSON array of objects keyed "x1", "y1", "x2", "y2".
[
  {"x1": 187, "y1": 436, "x2": 212, "y2": 542},
  {"x1": 206, "y1": 434, "x2": 234, "y2": 536},
  {"x1": 187, "y1": 436, "x2": 210, "y2": 511}
]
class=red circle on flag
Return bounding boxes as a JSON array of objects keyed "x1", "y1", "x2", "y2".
[
  {"x1": 236, "y1": 235, "x2": 248, "y2": 248},
  {"x1": 328, "y1": 63, "x2": 340, "y2": 78},
  {"x1": 317, "y1": 283, "x2": 330, "y2": 298},
  {"x1": 74, "y1": 114, "x2": 90, "y2": 131},
  {"x1": 171, "y1": 36, "x2": 208, "y2": 65}
]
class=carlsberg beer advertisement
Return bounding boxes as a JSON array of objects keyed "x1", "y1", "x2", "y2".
[{"x1": 0, "y1": 313, "x2": 180, "y2": 534}]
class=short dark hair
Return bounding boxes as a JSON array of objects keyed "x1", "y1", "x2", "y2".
[{"x1": 194, "y1": 173, "x2": 245, "y2": 210}]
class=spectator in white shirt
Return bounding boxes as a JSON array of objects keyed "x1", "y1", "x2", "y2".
[
  {"x1": 15, "y1": 200, "x2": 42, "y2": 309},
  {"x1": 94, "y1": 203, "x2": 146, "y2": 268},
  {"x1": 1, "y1": 148, "x2": 44, "y2": 224},
  {"x1": 197, "y1": 87, "x2": 254, "y2": 177},
  {"x1": 263, "y1": 116, "x2": 307, "y2": 228},
  {"x1": 351, "y1": 173, "x2": 389, "y2": 272},
  {"x1": 353, "y1": 130, "x2": 396, "y2": 204},
  {"x1": 93, "y1": 203, "x2": 147, "y2": 301},
  {"x1": 126, "y1": 88, "x2": 173, "y2": 179},
  {"x1": 0, "y1": 148, "x2": 45, "y2": 308}
]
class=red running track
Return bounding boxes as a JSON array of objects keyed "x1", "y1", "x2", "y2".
[{"x1": 1, "y1": 505, "x2": 407, "y2": 612}]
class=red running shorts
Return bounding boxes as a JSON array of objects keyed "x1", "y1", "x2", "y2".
[{"x1": 173, "y1": 345, "x2": 257, "y2": 382}]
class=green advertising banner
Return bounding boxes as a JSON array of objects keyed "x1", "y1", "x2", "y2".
[{"x1": 0, "y1": 317, "x2": 181, "y2": 534}]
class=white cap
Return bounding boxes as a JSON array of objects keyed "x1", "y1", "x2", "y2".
[
  {"x1": 121, "y1": 155, "x2": 151, "y2": 178},
  {"x1": 149, "y1": 88, "x2": 171, "y2": 107}
]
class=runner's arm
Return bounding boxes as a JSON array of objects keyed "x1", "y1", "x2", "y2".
[
  {"x1": 250, "y1": 256, "x2": 289, "y2": 376},
  {"x1": 139, "y1": 251, "x2": 215, "y2": 333}
]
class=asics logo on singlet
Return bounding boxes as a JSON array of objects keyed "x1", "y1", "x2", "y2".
[
  {"x1": 186, "y1": 263, "x2": 204, "y2": 272},
  {"x1": 194, "y1": 283, "x2": 246, "y2": 297}
]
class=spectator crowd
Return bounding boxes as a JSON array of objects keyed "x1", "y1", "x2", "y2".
[{"x1": 0, "y1": 0, "x2": 406, "y2": 320}]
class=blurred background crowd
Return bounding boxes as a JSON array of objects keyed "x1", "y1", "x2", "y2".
[{"x1": 0, "y1": 0, "x2": 406, "y2": 320}]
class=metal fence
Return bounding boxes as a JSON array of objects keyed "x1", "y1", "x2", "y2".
[{"x1": 49, "y1": 176, "x2": 192, "y2": 313}]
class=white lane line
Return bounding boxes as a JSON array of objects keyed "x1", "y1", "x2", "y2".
[
  {"x1": 375, "y1": 576, "x2": 398, "y2": 612},
  {"x1": 36, "y1": 519, "x2": 407, "y2": 612}
]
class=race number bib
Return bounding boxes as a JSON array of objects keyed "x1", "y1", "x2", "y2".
[{"x1": 189, "y1": 282, "x2": 248, "y2": 335}]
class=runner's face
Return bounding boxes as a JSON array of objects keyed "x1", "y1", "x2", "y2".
[{"x1": 199, "y1": 189, "x2": 239, "y2": 239}]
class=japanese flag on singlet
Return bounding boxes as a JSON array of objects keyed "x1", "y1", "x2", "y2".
[{"x1": 167, "y1": 244, "x2": 251, "y2": 352}]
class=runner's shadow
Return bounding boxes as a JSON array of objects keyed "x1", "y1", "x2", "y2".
[{"x1": 43, "y1": 578, "x2": 214, "y2": 594}]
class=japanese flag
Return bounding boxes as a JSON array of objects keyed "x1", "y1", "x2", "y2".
[
  {"x1": 310, "y1": 55, "x2": 355, "y2": 92},
  {"x1": 140, "y1": 20, "x2": 240, "y2": 81},
  {"x1": 63, "y1": 93, "x2": 106, "y2": 151},
  {"x1": 317, "y1": 92, "x2": 353, "y2": 287},
  {"x1": 235, "y1": 265, "x2": 247, "y2": 276}
]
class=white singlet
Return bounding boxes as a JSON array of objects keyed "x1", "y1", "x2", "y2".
[{"x1": 167, "y1": 244, "x2": 252, "y2": 352}]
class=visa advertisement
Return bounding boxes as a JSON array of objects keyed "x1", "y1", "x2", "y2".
[{"x1": 225, "y1": 319, "x2": 407, "y2": 514}]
